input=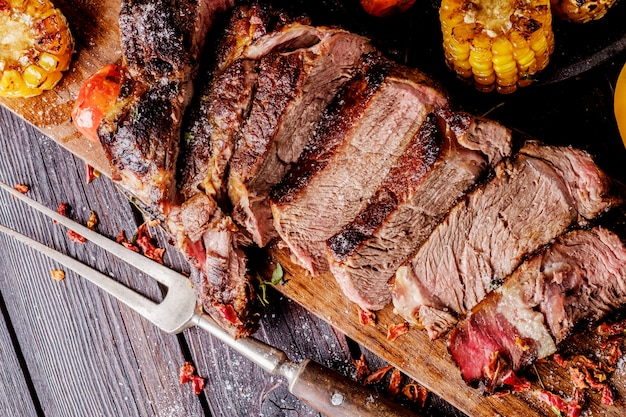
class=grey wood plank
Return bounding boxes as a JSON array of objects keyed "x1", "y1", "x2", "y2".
[
  {"x1": 0, "y1": 107, "x2": 205, "y2": 417},
  {"x1": 0, "y1": 290, "x2": 40, "y2": 417}
]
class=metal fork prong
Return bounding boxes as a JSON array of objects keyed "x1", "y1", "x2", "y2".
[
  {"x1": 0, "y1": 181, "x2": 184, "y2": 288},
  {"x1": 0, "y1": 223, "x2": 163, "y2": 324}
]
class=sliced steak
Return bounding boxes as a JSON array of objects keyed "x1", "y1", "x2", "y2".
[
  {"x1": 166, "y1": 193, "x2": 256, "y2": 336},
  {"x1": 271, "y1": 55, "x2": 450, "y2": 275},
  {"x1": 99, "y1": 80, "x2": 184, "y2": 213},
  {"x1": 326, "y1": 114, "x2": 512, "y2": 311},
  {"x1": 170, "y1": 5, "x2": 285, "y2": 336},
  {"x1": 392, "y1": 142, "x2": 616, "y2": 339},
  {"x1": 179, "y1": 4, "x2": 290, "y2": 204},
  {"x1": 100, "y1": 0, "x2": 232, "y2": 214},
  {"x1": 228, "y1": 24, "x2": 374, "y2": 247},
  {"x1": 119, "y1": 0, "x2": 233, "y2": 82},
  {"x1": 448, "y1": 227, "x2": 626, "y2": 393}
]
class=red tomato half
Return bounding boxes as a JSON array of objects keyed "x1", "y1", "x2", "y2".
[
  {"x1": 71, "y1": 63, "x2": 124, "y2": 143},
  {"x1": 360, "y1": 0, "x2": 416, "y2": 17}
]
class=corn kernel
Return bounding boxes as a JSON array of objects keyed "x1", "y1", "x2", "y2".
[{"x1": 23, "y1": 64, "x2": 47, "y2": 88}]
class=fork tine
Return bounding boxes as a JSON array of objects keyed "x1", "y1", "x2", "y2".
[
  {"x1": 0, "y1": 222, "x2": 162, "y2": 322},
  {"x1": 0, "y1": 180, "x2": 184, "y2": 288}
]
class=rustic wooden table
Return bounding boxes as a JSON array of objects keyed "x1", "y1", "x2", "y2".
[{"x1": 0, "y1": 1, "x2": 625, "y2": 417}]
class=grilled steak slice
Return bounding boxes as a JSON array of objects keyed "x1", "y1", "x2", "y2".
[
  {"x1": 228, "y1": 24, "x2": 374, "y2": 247},
  {"x1": 119, "y1": 0, "x2": 233, "y2": 82},
  {"x1": 99, "y1": 0, "x2": 232, "y2": 214},
  {"x1": 166, "y1": 193, "x2": 257, "y2": 336},
  {"x1": 392, "y1": 142, "x2": 616, "y2": 339},
  {"x1": 170, "y1": 5, "x2": 288, "y2": 336},
  {"x1": 179, "y1": 4, "x2": 290, "y2": 204},
  {"x1": 448, "y1": 227, "x2": 626, "y2": 393},
  {"x1": 271, "y1": 54, "x2": 449, "y2": 275},
  {"x1": 99, "y1": 79, "x2": 183, "y2": 213},
  {"x1": 326, "y1": 114, "x2": 512, "y2": 311}
]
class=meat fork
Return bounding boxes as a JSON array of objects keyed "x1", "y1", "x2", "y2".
[{"x1": 0, "y1": 181, "x2": 420, "y2": 417}]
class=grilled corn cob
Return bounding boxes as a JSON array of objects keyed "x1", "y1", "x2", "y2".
[
  {"x1": 0, "y1": 0, "x2": 74, "y2": 98},
  {"x1": 440, "y1": 0, "x2": 555, "y2": 93},
  {"x1": 550, "y1": 0, "x2": 618, "y2": 23}
]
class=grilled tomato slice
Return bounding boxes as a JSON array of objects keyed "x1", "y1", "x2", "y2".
[{"x1": 71, "y1": 63, "x2": 124, "y2": 143}]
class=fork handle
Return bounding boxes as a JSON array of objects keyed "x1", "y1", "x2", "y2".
[{"x1": 288, "y1": 359, "x2": 422, "y2": 417}]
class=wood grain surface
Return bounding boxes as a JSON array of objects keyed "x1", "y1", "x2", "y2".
[{"x1": 0, "y1": 0, "x2": 625, "y2": 416}]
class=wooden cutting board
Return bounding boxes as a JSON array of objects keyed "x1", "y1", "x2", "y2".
[{"x1": 2, "y1": 1, "x2": 625, "y2": 416}]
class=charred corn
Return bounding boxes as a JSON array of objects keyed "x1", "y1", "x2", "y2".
[
  {"x1": 0, "y1": 0, "x2": 74, "y2": 98},
  {"x1": 550, "y1": 0, "x2": 618, "y2": 23},
  {"x1": 440, "y1": 0, "x2": 555, "y2": 93}
]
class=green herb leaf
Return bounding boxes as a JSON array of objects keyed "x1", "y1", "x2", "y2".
[{"x1": 271, "y1": 262, "x2": 284, "y2": 285}]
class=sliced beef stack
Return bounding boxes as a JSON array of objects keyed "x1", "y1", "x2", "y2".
[
  {"x1": 89, "y1": 2, "x2": 626, "y2": 370},
  {"x1": 391, "y1": 142, "x2": 617, "y2": 340},
  {"x1": 448, "y1": 226, "x2": 626, "y2": 393},
  {"x1": 326, "y1": 114, "x2": 512, "y2": 311},
  {"x1": 227, "y1": 24, "x2": 373, "y2": 247},
  {"x1": 271, "y1": 54, "x2": 449, "y2": 275}
]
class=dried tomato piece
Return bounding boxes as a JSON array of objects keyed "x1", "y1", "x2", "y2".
[
  {"x1": 364, "y1": 365, "x2": 393, "y2": 385},
  {"x1": 353, "y1": 354, "x2": 370, "y2": 383},
  {"x1": 136, "y1": 224, "x2": 165, "y2": 264},
  {"x1": 179, "y1": 362, "x2": 195, "y2": 384},
  {"x1": 67, "y1": 229, "x2": 86, "y2": 243},
  {"x1": 388, "y1": 368, "x2": 403, "y2": 397},
  {"x1": 500, "y1": 370, "x2": 531, "y2": 392},
  {"x1": 85, "y1": 164, "x2": 100, "y2": 184},
  {"x1": 191, "y1": 375, "x2": 205, "y2": 395},
  {"x1": 552, "y1": 353, "x2": 568, "y2": 368},
  {"x1": 601, "y1": 385, "x2": 615, "y2": 406},
  {"x1": 386, "y1": 322, "x2": 408, "y2": 342},
  {"x1": 56, "y1": 202, "x2": 69, "y2": 217},
  {"x1": 536, "y1": 390, "x2": 568, "y2": 414},
  {"x1": 14, "y1": 183, "x2": 29, "y2": 193},
  {"x1": 358, "y1": 308, "x2": 376, "y2": 326},
  {"x1": 600, "y1": 336, "x2": 624, "y2": 367},
  {"x1": 566, "y1": 389, "x2": 585, "y2": 417},
  {"x1": 597, "y1": 319, "x2": 626, "y2": 336}
]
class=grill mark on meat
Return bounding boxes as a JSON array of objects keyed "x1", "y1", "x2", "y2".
[
  {"x1": 271, "y1": 54, "x2": 450, "y2": 275},
  {"x1": 100, "y1": 0, "x2": 232, "y2": 214},
  {"x1": 448, "y1": 227, "x2": 626, "y2": 392},
  {"x1": 325, "y1": 114, "x2": 512, "y2": 311},
  {"x1": 228, "y1": 26, "x2": 374, "y2": 247},
  {"x1": 391, "y1": 143, "x2": 617, "y2": 339}
]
